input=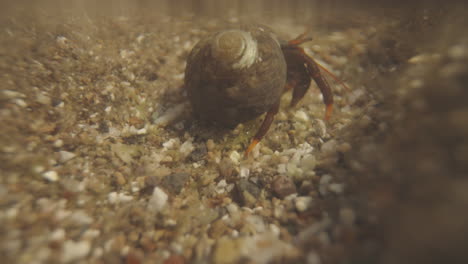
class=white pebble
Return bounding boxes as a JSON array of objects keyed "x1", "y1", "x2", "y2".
[
  {"x1": 136, "y1": 127, "x2": 147, "y2": 135},
  {"x1": 69, "y1": 210, "x2": 93, "y2": 225},
  {"x1": 162, "y1": 138, "x2": 179, "y2": 150},
  {"x1": 239, "y1": 166, "x2": 250, "y2": 178},
  {"x1": 42, "y1": 171, "x2": 59, "y2": 182},
  {"x1": 1, "y1": 89, "x2": 25, "y2": 99},
  {"x1": 82, "y1": 229, "x2": 101, "y2": 240},
  {"x1": 315, "y1": 119, "x2": 327, "y2": 137},
  {"x1": 277, "y1": 163, "x2": 287, "y2": 174},
  {"x1": 328, "y1": 183, "x2": 344, "y2": 194},
  {"x1": 226, "y1": 203, "x2": 239, "y2": 215},
  {"x1": 294, "y1": 110, "x2": 309, "y2": 122},
  {"x1": 136, "y1": 34, "x2": 145, "y2": 44},
  {"x1": 179, "y1": 140, "x2": 194, "y2": 157},
  {"x1": 295, "y1": 196, "x2": 313, "y2": 212},
  {"x1": 154, "y1": 103, "x2": 186, "y2": 126},
  {"x1": 229, "y1": 151, "x2": 241, "y2": 164},
  {"x1": 56, "y1": 36, "x2": 69, "y2": 47},
  {"x1": 215, "y1": 180, "x2": 228, "y2": 194},
  {"x1": 58, "y1": 151, "x2": 76, "y2": 163},
  {"x1": 61, "y1": 240, "x2": 91, "y2": 263},
  {"x1": 53, "y1": 139, "x2": 64, "y2": 148},
  {"x1": 36, "y1": 93, "x2": 51, "y2": 105},
  {"x1": 14, "y1": 98, "x2": 27, "y2": 107},
  {"x1": 108, "y1": 192, "x2": 134, "y2": 204},
  {"x1": 148, "y1": 187, "x2": 168, "y2": 212},
  {"x1": 49, "y1": 229, "x2": 66, "y2": 242},
  {"x1": 269, "y1": 224, "x2": 281, "y2": 237}
]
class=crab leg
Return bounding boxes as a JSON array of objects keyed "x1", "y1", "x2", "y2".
[
  {"x1": 296, "y1": 48, "x2": 334, "y2": 120},
  {"x1": 244, "y1": 100, "x2": 280, "y2": 157}
]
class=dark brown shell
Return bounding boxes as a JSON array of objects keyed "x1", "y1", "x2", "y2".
[{"x1": 184, "y1": 25, "x2": 287, "y2": 127}]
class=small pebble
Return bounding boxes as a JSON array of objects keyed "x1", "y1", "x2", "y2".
[
  {"x1": 161, "y1": 172, "x2": 190, "y2": 194},
  {"x1": 49, "y1": 229, "x2": 66, "y2": 242},
  {"x1": 294, "y1": 110, "x2": 309, "y2": 122},
  {"x1": 153, "y1": 103, "x2": 186, "y2": 126},
  {"x1": 328, "y1": 183, "x2": 344, "y2": 194},
  {"x1": 61, "y1": 240, "x2": 91, "y2": 263},
  {"x1": 272, "y1": 175, "x2": 297, "y2": 199},
  {"x1": 58, "y1": 151, "x2": 76, "y2": 163},
  {"x1": 42, "y1": 171, "x2": 59, "y2": 182},
  {"x1": 321, "y1": 139, "x2": 337, "y2": 156},
  {"x1": 295, "y1": 196, "x2": 313, "y2": 212},
  {"x1": 148, "y1": 187, "x2": 168, "y2": 212},
  {"x1": 53, "y1": 139, "x2": 64, "y2": 148},
  {"x1": 179, "y1": 139, "x2": 194, "y2": 157},
  {"x1": 239, "y1": 166, "x2": 250, "y2": 178},
  {"x1": 108, "y1": 192, "x2": 134, "y2": 204},
  {"x1": 229, "y1": 151, "x2": 241, "y2": 164}
]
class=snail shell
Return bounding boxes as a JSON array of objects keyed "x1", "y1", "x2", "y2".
[{"x1": 185, "y1": 25, "x2": 287, "y2": 127}]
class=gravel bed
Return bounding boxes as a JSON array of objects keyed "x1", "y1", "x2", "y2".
[{"x1": 1, "y1": 2, "x2": 467, "y2": 264}]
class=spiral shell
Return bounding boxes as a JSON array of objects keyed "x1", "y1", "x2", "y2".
[{"x1": 185, "y1": 25, "x2": 287, "y2": 127}]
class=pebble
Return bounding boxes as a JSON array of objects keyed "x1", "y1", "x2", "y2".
[
  {"x1": 239, "y1": 166, "x2": 250, "y2": 178},
  {"x1": 219, "y1": 158, "x2": 236, "y2": 178},
  {"x1": 53, "y1": 139, "x2": 64, "y2": 148},
  {"x1": 108, "y1": 192, "x2": 134, "y2": 204},
  {"x1": 36, "y1": 93, "x2": 51, "y2": 105},
  {"x1": 148, "y1": 187, "x2": 168, "y2": 212},
  {"x1": 321, "y1": 139, "x2": 338, "y2": 157},
  {"x1": 319, "y1": 174, "x2": 333, "y2": 196},
  {"x1": 229, "y1": 151, "x2": 241, "y2": 164},
  {"x1": 189, "y1": 143, "x2": 207, "y2": 161},
  {"x1": 179, "y1": 139, "x2": 194, "y2": 157},
  {"x1": 328, "y1": 183, "x2": 345, "y2": 194},
  {"x1": 235, "y1": 179, "x2": 261, "y2": 206},
  {"x1": 58, "y1": 151, "x2": 76, "y2": 163},
  {"x1": 295, "y1": 196, "x2": 313, "y2": 212},
  {"x1": 1, "y1": 89, "x2": 25, "y2": 99},
  {"x1": 272, "y1": 175, "x2": 297, "y2": 199},
  {"x1": 49, "y1": 229, "x2": 66, "y2": 242},
  {"x1": 161, "y1": 172, "x2": 190, "y2": 194},
  {"x1": 294, "y1": 110, "x2": 309, "y2": 122},
  {"x1": 111, "y1": 143, "x2": 140, "y2": 164},
  {"x1": 212, "y1": 237, "x2": 242, "y2": 264},
  {"x1": 42, "y1": 170, "x2": 59, "y2": 182},
  {"x1": 114, "y1": 172, "x2": 127, "y2": 186},
  {"x1": 61, "y1": 240, "x2": 91, "y2": 263},
  {"x1": 13, "y1": 98, "x2": 27, "y2": 107},
  {"x1": 69, "y1": 210, "x2": 93, "y2": 225},
  {"x1": 215, "y1": 180, "x2": 228, "y2": 194},
  {"x1": 153, "y1": 103, "x2": 186, "y2": 126},
  {"x1": 162, "y1": 138, "x2": 180, "y2": 150}
]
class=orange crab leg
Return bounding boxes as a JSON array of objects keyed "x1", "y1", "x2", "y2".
[{"x1": 244, "y1": 101, "x2": 280, "y2": 157}]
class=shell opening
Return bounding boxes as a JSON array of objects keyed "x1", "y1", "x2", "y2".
[{"x1": 211, "y1": 30, "x2": 258, "y2": 70}]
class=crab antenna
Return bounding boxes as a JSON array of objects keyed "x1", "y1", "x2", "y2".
[{"x1": 289, "y1": 30, "x2": 313, "y2": 46}]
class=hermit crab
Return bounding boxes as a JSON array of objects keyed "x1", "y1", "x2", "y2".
[{"x1": 184, "y1": 24, "x2": 340, "y2": 156}]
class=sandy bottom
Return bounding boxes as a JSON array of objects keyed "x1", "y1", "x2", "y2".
[{"x1": 1, "y1": 2, "x2": 468, "y2": 264}]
